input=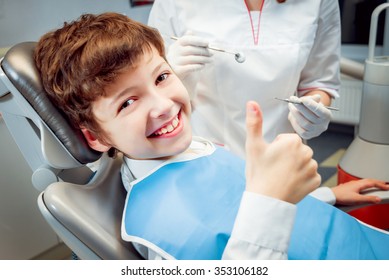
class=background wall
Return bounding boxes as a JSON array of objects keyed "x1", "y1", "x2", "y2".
[{"x1": 0, "y1": 0, "x2": 152, "y2": 48}]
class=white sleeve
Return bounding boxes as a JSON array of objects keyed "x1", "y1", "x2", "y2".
[
  {"x1": 309, "y1": 186, "x2": 336, "y2": 205},
  {"x1": 298, "y1": 0, "x2": 341, "y2": 99},
  {"x1": 222, "y1": 191, "x2": 296, "y2": 260}
]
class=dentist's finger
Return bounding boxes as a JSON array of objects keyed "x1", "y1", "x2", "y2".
[
  {"x1": 178, "y1": 54, "x2": 213, "y2": 65},
  {"x1": 288, "y1": 103, "x2": 313, "y2": 131},
  {"x1": 179, "y1": 35, "x2": 210, "y2": 48},
  {"x1": 300, "y1": 97, "x2": 331, "y2": 120}
]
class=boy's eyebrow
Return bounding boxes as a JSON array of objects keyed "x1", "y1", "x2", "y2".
[
  {"x1": 151, "y1": 61, "x2": 168, "y2": 77},
  {"x1": 109, "y1": 61, "x2": 168, "y2": 108}
]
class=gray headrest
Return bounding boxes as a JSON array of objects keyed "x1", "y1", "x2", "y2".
[{"x1": 1, "y1": 42, "x2": 101, "y2": 164}]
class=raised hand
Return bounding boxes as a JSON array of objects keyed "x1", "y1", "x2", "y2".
[{"x1": 245, "y1": 101, "x2": 321, "y2": 204}]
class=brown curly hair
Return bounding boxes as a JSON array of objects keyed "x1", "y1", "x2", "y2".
[{"x1": 34, "y1": 12, "x2": 165, "y2": 142}]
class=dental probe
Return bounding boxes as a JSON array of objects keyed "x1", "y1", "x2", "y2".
[
  {"x1": 275, "y1": 97, "x2": 339, "y2": 111},
  {"x1": 170, "y1": 36, "x2": 246, "y2": 63}
]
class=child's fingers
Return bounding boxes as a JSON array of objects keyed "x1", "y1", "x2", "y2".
[
  {"x1": 355, "y1": 179, "x2": 389, "y2": 191},
  {"x1": 356, "y1": 195, "x2": 381, "y2": 205}
]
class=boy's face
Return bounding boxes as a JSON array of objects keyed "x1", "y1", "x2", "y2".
[{"x1": 84, "y1": 47, "x2": 192, "y2": 160}]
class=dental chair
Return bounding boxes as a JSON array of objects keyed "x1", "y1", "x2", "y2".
[
  {"x1": 0, "y1": 42, "x2": 142, "y2": 260},
  {"x1": 1, "y1": 42, "x2": 388, "y2": 261}
]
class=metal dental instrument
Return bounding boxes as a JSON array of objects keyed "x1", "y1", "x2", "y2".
[
  {"x1": 170, "y1": 36, "x2": 246, "y2": 63},
  {"x1": 275, "y1": 97, "x2": 339, "y2": 111}
]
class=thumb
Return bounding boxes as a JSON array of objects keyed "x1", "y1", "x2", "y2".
[{"x1": 245, "y1": 101, "x2": 266, "y2": 150}]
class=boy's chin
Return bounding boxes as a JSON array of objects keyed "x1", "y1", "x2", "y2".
[
  {"x1": 170, "y1": 136, "x2": 192, "y2": 153},
  {"x1": 172, "y1": 133, "x2": 192, "y2": 156},
  {"x1": 177, "y1": 135, "x2": 193, "y2": 152}
]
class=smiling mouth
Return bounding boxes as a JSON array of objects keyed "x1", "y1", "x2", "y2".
[{"x1": 150, "y1": 114, "x2": 180, "y2": 137}]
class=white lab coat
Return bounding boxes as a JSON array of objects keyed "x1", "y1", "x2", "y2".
[
  {"x1": 121, "y1": 137, "x2": 335, "y2": 260},
  {"x1": 148, "y1": 0, "x2": 341, "y2": 158}
]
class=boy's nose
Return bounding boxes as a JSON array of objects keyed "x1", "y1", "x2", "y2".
[{"x1": 149, "y1": 92, "x2": 174, "y2": 119}]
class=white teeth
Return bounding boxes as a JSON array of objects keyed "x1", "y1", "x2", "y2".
[
  {"x1": 166, "y1": 125, "x2": 174, "y2": 132},
  {"x1": 154, "y1": 116, "x2": 179, "y2": 136}
]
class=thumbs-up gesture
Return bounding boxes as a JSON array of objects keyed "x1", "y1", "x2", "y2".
[{"x1": 245, "y1": 101, "x2": 321, "y2": 204}]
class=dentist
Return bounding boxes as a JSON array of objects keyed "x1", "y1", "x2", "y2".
[{"x1": 148, "y1": 0, "x2": 341, "y2": 159}]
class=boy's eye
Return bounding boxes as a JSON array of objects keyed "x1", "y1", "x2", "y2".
[
  {"x1": 156, "y1": 73, "x2": 168, "y2": 84},
  {"x1": 120, "y1": 99, "x2": 135, "y2": 111}
]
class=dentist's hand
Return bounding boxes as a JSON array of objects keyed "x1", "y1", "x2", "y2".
[
  {"x1": 167, "y1": 31, "x2": 213, "y2": 80},
  {"x1": 288, "y1": 94, "x2": 332, "y2": 139},
  {"x1": 245, "y1": 101, "x2": 321, "y2": 204}
]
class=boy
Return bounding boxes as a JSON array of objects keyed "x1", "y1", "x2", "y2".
[{"x1": 34, "y1": 13, "x2": 389, "y2": 260}]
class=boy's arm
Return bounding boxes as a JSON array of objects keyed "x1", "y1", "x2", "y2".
[
  {"x1": 309, "y1": 186, "x2": 336, "y2": 205},
  {"x1": 222, "y1": 192, "x2": 295, "y2": 260},
  {"x1": 223, "y1": 101, "x2": 321, "y2": 260}
]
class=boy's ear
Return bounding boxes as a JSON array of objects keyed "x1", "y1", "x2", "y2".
[{"x1": 81, "y1": 128, "x2": 111, "y2": 152}]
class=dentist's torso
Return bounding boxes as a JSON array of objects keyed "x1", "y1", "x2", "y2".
[{"x1": 149, "y1": 0, "x2": 340, "y2": 158}]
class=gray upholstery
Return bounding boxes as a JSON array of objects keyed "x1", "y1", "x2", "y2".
[
  {"x1": 1, "y1": 42, "x2": 101, "y2": 164},
  {"x1": 41, "y1": 153, "x2": 142, "y2": 259}
]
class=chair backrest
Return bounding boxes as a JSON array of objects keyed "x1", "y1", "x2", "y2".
[
  {"x1": 39, "y1": 152, "x2": 142, "y2": 259},
  {"x1": 0, "y1": 42, "x2": 142, "y2": 259},
  {"x1": 1, "y1": 42, "x2": 102, "y2": 164},
  {"x1": 0, "y1": 42, "x2": 101, "y2": 190}
]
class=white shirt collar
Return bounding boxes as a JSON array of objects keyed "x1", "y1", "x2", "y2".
[{"x1": 123, "y1": 136, "x2": 215, "y2": 182}]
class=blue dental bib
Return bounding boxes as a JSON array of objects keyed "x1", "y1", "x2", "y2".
[{"x1": 122, "y1": 147, "x2": 389, "y2": 259}]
